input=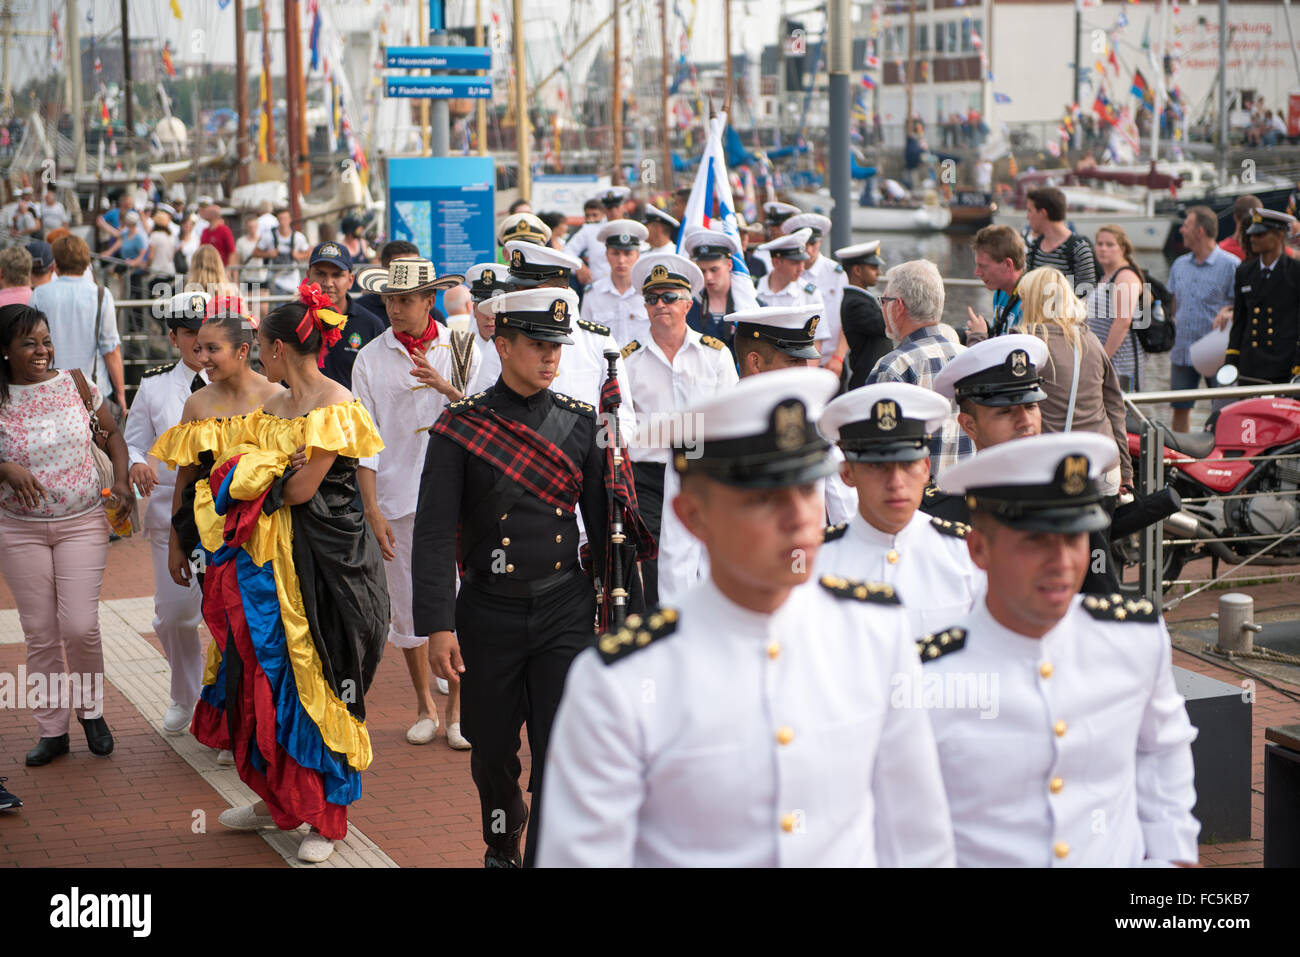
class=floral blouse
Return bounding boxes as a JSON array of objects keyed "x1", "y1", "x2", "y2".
[{"x1": 0, "y1": 371, "x2": 103, "y2": 520}]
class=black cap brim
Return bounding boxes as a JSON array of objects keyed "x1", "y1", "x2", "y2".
[
  {"x1": 841, "y1": 442, "x2": 930, "y2": 464},
  {"x1": 775, "y1": 341, "x2": 823, "y2": 360},
  {"x1": 988, "y1": 502, "x2": 1111, "y2": 534},
  {"x1": 774, "y1": 250, "x2": 810, "y2": 261},
  {"x1": 680, "y1": 448, "x2": 840, "y2": 489},
  {"x1": 1246, "y1": 223, "x2": 1285, "y2": 235},
  {"x1": 959, "y1": 385, "x2": 1047, "y2": 407},
  {"x1": 518, "y1": 328, "x2": 573, "y2": 345}
]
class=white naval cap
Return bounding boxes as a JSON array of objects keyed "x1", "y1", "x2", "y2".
[
  {"x1": 1245, "y1": 207, "x2": 1297, "y2": 235},
  {"x1": 163, "y1": 290, "x2": 211, "y2": 329},
  {"x1": 819, "y1": 382, "x2": 953, "y2": 462},
  {"x1": 596, "y1": 218, "x2": 650, "y2": 248},
  {"x1": 681, "y1": 225, "x2": 741, "y2": 260},
  {"x1": 631, "y1": 252, "x2": 704, "y2": 298},
  {"x1": 504, "y1": 239, "x2": 582, "y2": 287},
  {"x1": 596, "y1": 185, "x2": 632, "y2": 206},
  {"x1": 497, "y1": 212, "x2": 552, "y2": 246},
  {"x1": 758, "y1": 228, "x2": 813, "y2": 260},
  {"x1": 781, "y1": 213, "x2": 832, "y2": 238},
  {"x1": 937, "y1": 432, "x2": 1120, "y2": 533},
  {"x1": 835, "y1": 240, "x2": 885, "y2": 268},
  {"x1": 464, "y1": 261, "x2": 511, "y2": 301},
  {"x1": 485, "y1": 287, "x2": 579, "y2": 345},
  {"x1": 728, "y1": 304, "x2": 823, "y2": 360},
  {"x1": 643, "y1": 204, "x2": 681, "y2": 229},
  {"x1": 933, "y1": 333, "x2": 1050, "y2": 406},
  {"x1": 674, "y1": 367, "x2": 842, "y2": 488},
  {"x1": 763, "y1": 200, "x2": 802, "y2": 224}
]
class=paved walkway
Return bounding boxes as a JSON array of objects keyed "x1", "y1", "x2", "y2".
[{"x1": 1, "y1": 535, "x2": 1297, "y2": 868}]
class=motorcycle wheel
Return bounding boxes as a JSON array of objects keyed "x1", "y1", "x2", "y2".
[{"x1": 1113, "y1": 538, "x2": 1191, "y2": 597}]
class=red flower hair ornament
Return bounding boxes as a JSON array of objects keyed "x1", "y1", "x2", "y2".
[{"x1": 296, "y1": 280, "x2": 348, "y2": 367}]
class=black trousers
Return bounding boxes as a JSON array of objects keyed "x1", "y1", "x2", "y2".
[
  {"x1": 631, "y1": 460, "x2": 665, "y2": 607},
  {"x1": 456, "y1": 568, "x2": 596, "y2": 866}
]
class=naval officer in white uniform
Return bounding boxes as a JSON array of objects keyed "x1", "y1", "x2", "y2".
[
  {"x1": 815, "y1": 382, "x2": 983, "y2": 638},
  {"x1": 538, "y1": 367, "x2": 955, "y2": 867},
  {"x1": 924, "y1": 432, "x2": 1200, "y2": 867},
  {"x1": 782, "y1": 213, "x2": 847, "y2": 364},
  {"x1": 123, "y1": 291, "x2": 210, "y2": 734}
]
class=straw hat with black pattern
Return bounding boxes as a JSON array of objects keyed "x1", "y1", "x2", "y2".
[{"x1": 354, "y1": 258, "x2": 463, "y2": 295}]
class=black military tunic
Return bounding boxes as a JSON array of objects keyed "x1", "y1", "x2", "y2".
[
  {"x1": 412, "y1": 377, "x2": 608, "y2": 867},
  {"x1": 840, "y1": 284, "x2": 891, "y2": 390},
  {"x1": 1228, "y1": 253, "x2": 1300, "y2": 383}
]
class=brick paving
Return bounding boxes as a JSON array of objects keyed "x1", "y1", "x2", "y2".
[{"x1": 0, "y1": 534, "x2": 1297, "y2": 868}]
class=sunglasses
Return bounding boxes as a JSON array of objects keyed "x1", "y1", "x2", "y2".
[
  {"x1": 879, "y1": 296, "x2": 901, "y2": 306},
  {"x1": 644, "y1": 291, "x2": 686, "y2": 306}
]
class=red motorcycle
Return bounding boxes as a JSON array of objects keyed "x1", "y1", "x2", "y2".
[{"x1": 1117, "y1": 389, "x2": 1300, "y2": 589}]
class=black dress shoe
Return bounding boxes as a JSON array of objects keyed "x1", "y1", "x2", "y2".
[
  {"x1": 78, "y1": 716, "x2": 114, "y2": 756},
  {"x1": 484, "y1": 808, "x2": 527, "y2": 868},
  {"x1": 25, "y1": 734, "x2": 69, "y2": 766}
]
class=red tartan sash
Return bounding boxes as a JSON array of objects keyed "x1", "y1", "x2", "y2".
[{"x1": 430, "y1": 404, "x2": 583, "y2": 512}]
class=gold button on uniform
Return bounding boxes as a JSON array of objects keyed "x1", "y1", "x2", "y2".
[
  {"x1": 1054, "y1": 842, "x2": 1070, "y2": 859},
  {"x1": 501, "y1": 537, "x2": 511, "y2": 546},
  {"x1": 1040, "y1": 662, "x2": 1053, "y2": 679},
  {"x1": 887, "y1": 549, "x2": 899, "y2": 564},
  {"x1": 1049, "y1": 777, "x2": 1064, "y2": 794},
  {"x1": 767, "y1": 641, "x2": 781, "y2": 660},
  {"x1": 781, "y1": 814, "x2": 797, "y2": 833},
  {"x1": 555, "y1": 507, "x2": 563, "y2": 516},
  {"x1": 776, "y1": 726, "x2": 794, "y2": 745},
  {"x1": 555, "y1": 534, "x2": 563, "y2": 543},
  {"x1": 554, "y1": 561, "x2": 562, "y2": 570},
  {"x1": 1054, "y1": 720, "x2": 1067, "y2": 737},
  {"x1": 505, "y1": 563, "x2": 515, "y2": 573},
  {"x1": 500, "y1": 513, "x2": 508, "y2": 521}
]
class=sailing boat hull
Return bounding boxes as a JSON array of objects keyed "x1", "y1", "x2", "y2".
[{"x1": 785, "y1": 190, "x2": 953, "y2": 232}]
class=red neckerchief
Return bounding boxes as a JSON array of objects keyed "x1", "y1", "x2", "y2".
[{"x1": 393, "y1": 316, "x2": 439, "y2": 358}]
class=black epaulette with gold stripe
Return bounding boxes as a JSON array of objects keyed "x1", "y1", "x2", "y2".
[
  {"x1": 577, "y1": 317, "x2": 611, "y2": 337},
  {"x1": 597, "y1": 608, "x2": 680, "y2": 665},
  {"x1": 142, "y1": 362, "x2": 177, "y2": 378},
  {"x1": 621, "y1": 340, "x2": 641, "y2": 359},
  {"x1": 447, "y1": 389, "x2": 490, "y2": 414},
  {"x1": 819, "y1": 575, "x2": 901, "y2": 605},
  {"x1": 552, "y1": 391, "x2": 595, "y2": 416},
  {"x1": 700, "y1": 335, "x2": 726, "y2": 351},
  {"x1": 1082, "y1": 593, "x2": 1158, "y2": 623},
  {"x1": 823, "y1": 522, "x2": 848, "y2": 543},
  {"x1": 930, "y1": 516, "x2": 971, "y2": 539},
  {"x1": 917, "y1": 626, "x2": 967, "y2": 663}
]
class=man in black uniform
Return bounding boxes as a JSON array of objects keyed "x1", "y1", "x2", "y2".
[
  {"x1": 413, "y1": 287, "x2": 609, "y2": 868},
  {"x1": 1226, "y1": 208, "x2": 1300, "y2": 384},
  {"x1": 835, "y1": 240, "x2": 890, "y2": 389}
]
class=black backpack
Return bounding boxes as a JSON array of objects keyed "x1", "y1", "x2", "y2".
[{"x1": 1119, "y1": 265, "x2": 1176, "y2": 354}]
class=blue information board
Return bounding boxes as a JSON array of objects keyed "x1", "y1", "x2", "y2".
[
  {"x1": 385, "y1": 46, "x2": 491, "y2": 70},
  {"x1": 387, "y1": 157, "x2": 496, "y2": 282},
  {"x1": 385, "y1": 76, "x2": 492, "y2": 99}
]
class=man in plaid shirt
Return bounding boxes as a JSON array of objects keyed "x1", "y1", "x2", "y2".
[{"x1": 865, "y1": 260, "x2": 975, "y2": 477}]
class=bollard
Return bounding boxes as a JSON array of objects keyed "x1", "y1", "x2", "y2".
[{"x1": 1215, "y1": 593, "x2": 1262, "y2": 655}]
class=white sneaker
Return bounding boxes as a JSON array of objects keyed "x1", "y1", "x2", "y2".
[
  {"x1": 162, "y1": 703, "x2": 192, "y2": 735},
  {"x1": 435, "y1": 677, "x2": 449, "y2": 695},
  {"x1": 216, "y1": 749, "x2": 234, "y2": 766},
  {"x1": 218, "y1": 804, "x2": 275, "y2": 830},
  {"x1": 297, "y1": 831, "x2": 336, "y2": 863},
  {"x1": 446, "y1": 722, "x2": 472, "y2": 751},
  {"x1": 406, "y1": 716, "x2": 439, "y2": 745}
]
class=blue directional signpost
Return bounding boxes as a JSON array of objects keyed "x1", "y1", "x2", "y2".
[{"x1": 385, "y1": 75, "x2": 493, "y2": 99}]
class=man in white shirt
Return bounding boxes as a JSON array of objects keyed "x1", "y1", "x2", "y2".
[
  {"x1": 621, "y1": 252, "x2": 738, "y2": 604},
  {"x1": 538, "y1": 367, "x2": 955, "y2": 867},
  {"x1": 783, "y1": 213, "x2": 848, "y2": 365},
  {"x1": 927, "y1": 432, "x2": 1200, "y2": 866},
  {"x1": 256, "y1": 207, "x2": 310, "y2": 294},
  {"x1": 756, "y1": 228, "x2": 820, "y2": 307},
  {"x1": 565, "y1": 186, "x2": 630, "y2": 287},
  {"x1": 39, "y1": 188, "x2": 70, "y2": 234},
  {"x1": 815, "y1": 383, "x2": 983, "y2": 638},
  {"x1": 353, "y1": 258, "x2": 480, "y2": 751},
  {"x1": 580, "y1": 219, "x2": 649, "y2": 345},
  {"x1": 642, "y1": 204, "x2": 680, "y2": 254},
  {"x1": 123, "y1": 291, "x2": 211, "y2": 735},
  {"x1": 753, "y1": 200, "x2": 801, "y2": 273}
]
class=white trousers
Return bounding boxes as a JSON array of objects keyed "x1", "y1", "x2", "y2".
[
  {"x1": 148, "y1": 525, "x2": 204, "y2": 709},
  {"x1": 385, "y1": 513, "x2": 426, "y2": 649}
]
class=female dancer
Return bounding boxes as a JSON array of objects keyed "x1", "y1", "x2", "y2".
[{"x1": 181, "y1": 284, "x2": 388, "y2": 863}]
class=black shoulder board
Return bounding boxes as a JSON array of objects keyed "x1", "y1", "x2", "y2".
[
  {"x1": 142, "y1": 361, "x2": 177, "y2": 379},
  {"x1": 930, "y1": 516, "x2": 971, "y2": 540},
  {"x1": 819, "y1": 574, "x2": 901, "y2": 605},
  {"x1": 1082, "y1": 593, "x2": 1159, "y2": 623},
  {"x1": 699, "y1": 335, "x2": 726, "y2": 351},
  {"x1": 447, "y1": 389, "x2": 490, "y2": 414},
  {"x1": 620, "y1": 339, "x2": 641, "y2": 360},
  {"x1": 917, "y1": 627, "x2": 968, "y2": 663},
  {"x1": 597, "y1": 608, "x2": 679, "y2": 665},
  {"x1": 552, "y1": 391, "x2": 595, "y2": 416},
  {"x1": 577, "y1": 317, "x2": 611, "y2": 337},
  {"x1": 823, "y1": 522, "x2": 848, "y2": 542}
]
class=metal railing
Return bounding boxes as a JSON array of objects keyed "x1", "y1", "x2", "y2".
[{"x1": 1123, "y1": 381, "x2": 1300, "y2": 612}]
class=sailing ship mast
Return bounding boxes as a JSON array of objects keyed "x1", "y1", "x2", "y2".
[
  {"x1": 235, "y1": 0, "x2": 249, "y2": 185},
  {"x1": 661, "y1": 0, "x2": 671, "y2": 192},
  {"x1": 514, "y1": 0, "x2": 531, "y2": 199},
  {"x1": 613, "y1": 0, "x2": 623, "y2": 182}
]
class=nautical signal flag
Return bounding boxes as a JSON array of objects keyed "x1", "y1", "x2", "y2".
[
  {"x1": 162, "y1": 44, "x2": 176, "y2": 78},
  {"x1": 993, "y1": 92, "x2": 1012, "y2": 105},
  {"x1": 862, "y1": 75, "x2": 876, "y2": 89},
  {"x1": 1131, "y1": 69, "x2": 1154, "y2": 108},
  {"x1": 170, "y1": 0, "x2": 182, "y2": 19}
]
